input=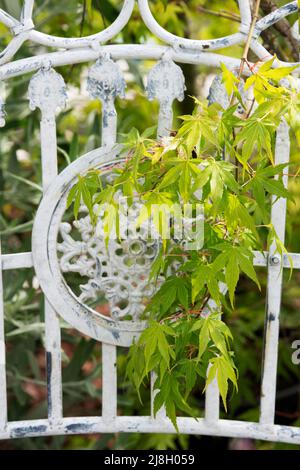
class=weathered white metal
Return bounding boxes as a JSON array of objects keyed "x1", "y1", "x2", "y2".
[
  {"x1": 87, "y1": 54, "x2": 126, "y2": 149},
  {"x1": 260, "y1": 120, "x2": 290, "y2": 425},
  {"x1": 3, "y1": 248, "x2": 300, "y2": 272},
  {"x1": 0, "y1": 46, "x2": 251, "y2": 82},
  {"x1": 147, "y1": 57, "x2": 186, "y2": 137},
  {"x1": 0, "y1": 0, "x2": 299, "y2": 445},
  {"x1": 58, "y1": 199, "x2": 162, "y2": 323},
  {"x1": 88, "y1": 53, "x2": 124, "y2": 424},
  {"x1": 254, "y1": 2, "x2": 298, "y2": 34},
  {"x1": 138, "y1": 0, "x2": 245, "y2": 51},
  {"x1": 0, "y1": 1, "x2": 299, "y2": 82},
  {"x1": 1, "y1": 252, "x2": 33, "y2": 270},
  {"x1": 0, "y1": 416, "x2": 299, "y2": 445},
  {"x1": 32, "y1": 148, "x2": 158, "y2": 346},
  {"x1": 204, "y1": 370, "x2": 220, "y2": 426},
  {"x1": 102, "y1": 343, "x2": 117, "y2": 422},
  {"x1": 28, "y1": 66, "x2": 67, "y2": 187},
  {"x1": 29, "y1": 65, "x2": 68, "y2": 424},
  {"x1": 0, "y1": 0, "x2": 135, "y2": 63}
]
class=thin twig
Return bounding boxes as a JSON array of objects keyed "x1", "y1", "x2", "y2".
[
  {"x1": 238, "y1": 0, "x2": 261, "y2": 79},
  {"x1": 79, "y1": 0, "x2": 87, "y2": 37},
  {"x1": 196, "y1": 6, "x2": 241, "y2": 23}
]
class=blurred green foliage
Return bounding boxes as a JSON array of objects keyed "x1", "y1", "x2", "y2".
[{"x1": 0, "y1": 0, "x2": 299, "y2": 450}]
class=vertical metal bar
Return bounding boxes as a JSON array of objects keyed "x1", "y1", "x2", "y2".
[
  {"x1": 40, "y1": 116, "x2": 58, "y2": 186},
  {"x1": 44, "y1": 301, "x2": 62, "y2": 423},
  {"x1": 259, "y1": 119, "x2": 290, "y2": 425},
  {"x1": 147, "y1": 57, "x2": 185, "y2": 139},
  {"x1": 29, "y1": 67, "x2": 67, "y2": 424},
  {"x1": 150, "y1": 372, "x2": 155, "y2": 418},
  {"x1": 41, "y1": 106, "x2": 63, "y2": 424},
  {"x1": 150, "y1": 372, "x2": 166, "y2": 419},
  {"x1": 238, "y1": 0, "x2": 252, "y2": 29},
  {"x1": 148, "y1": 59, "x2": 186, "y2": 420},
  {"x1": 21, "y1": 0, "x2": 34, "y2": 24},
  {"x1": 87, "y1": 56, "x2": 125, "y2": 420},
  {"x1": 87, "y1": 54, "x2": 125, "y2": 151},
  {"x1": 204, "y1": 299, "x2": 221, "y2": 423},
  {"x1": 204, "y1": 349, "x2": 220, "y2": 424},
  {"x1": 0, "y1": 240, "x2": 7, "y2": 431},
  {"x1": 205, "y1": 376, "x2": 220, "y2": 424},
  {"x1": 150, "y1": 90, "x2": 170, "y2": 420},
  {"x1": 101, "y1": 343, "x2": 117, "y2": 421},
  {"x1": 157, "y1": 102, "x2": 174, "y2": 139},
  {"x1": 101, "y1": 100, "x2": 118, "y2": 150}
]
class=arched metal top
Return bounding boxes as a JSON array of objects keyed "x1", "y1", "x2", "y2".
[
  {"x1": 138, "y1": 0, "x2": 246, "y2": 51},
  {"x1": 28, "y1": 0, "x2": 135, "y2": 49},
  {"x1": 0, "y1": 0, "x2": 299, "y2": 79}
]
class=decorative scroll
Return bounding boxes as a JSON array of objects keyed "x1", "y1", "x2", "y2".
[
  {"x1": 58, "y1": 202, "x2": 160, "y2": 322},
  {"x1": 31, "y1": 147, "x2": 160, "y2": 346}
]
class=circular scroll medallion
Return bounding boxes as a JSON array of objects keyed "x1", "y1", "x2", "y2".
[{"x1": 32, "y1": 145, "x2": 162, "y2": 346}]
